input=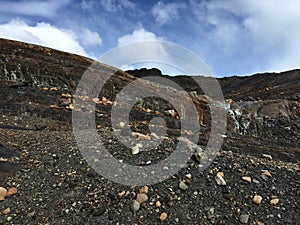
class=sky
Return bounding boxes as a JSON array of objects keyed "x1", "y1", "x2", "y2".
[{"x1": 0, "y1": 0, "x2": 299, "y2": 77}]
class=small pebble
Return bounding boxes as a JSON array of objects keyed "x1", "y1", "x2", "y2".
[
  {"x1": 0, "y1": 187, "x2": 7, "y2": 201},
  {"x1": 136, "y1": 193, "x2": 148, "y2": 203},
  {"x1": 162, "y1": 166, "x2": 169, "y2": 171},
  {"x1": 270, "y1": 198, "x2": 279, "y2": 205},
  {"x1": 139, "y1": 186, "x2": 149, "y2": 194},
  {"x1": 217, "y1": 171, "x2": 224, "y2": 177},
  {"x1": 3, "y1": 207, "x2": 10, "y2": 215},
  {"x1": 160, "y1": 212, "x2": 168, "y2": 221},
  {"x1": 242, "y1": 176, "x2": 252, "y2": 183},
  {"x1": 239, "y1": 214, "x2": 249, "y2": 224},
  {"x1": 156, "y1": 201, "x2": 161, "y2": 207},
  {"x1": 179, "y1": 181, "x2": 188, "y2": 190},
  {"x1": 131, "y1": 145, "x2": 140, "y2": 155},
  {"x1": 185, "y1": 174, "x2": 192, "y2": 179},
  {"x1": 215, "y1": 173, "x2": 226, "y2": 186},
  {"x1": 253, "y1": 178, "x2": 260, "y2": 184},
  {"x1": 118, "y1": 191, "x2": 126, "y2": 197},
  {"x1": 262, "y1": 154, "x2": 272, "y2": 160},
  {"x1": 131, "y1": 200, "x2": 140, "y2": 212},
  {"x1": 6, "y1": 187, "x2": 18, "y2": 197},
  {"x1": 253, "y1": 195, "x2": 263, "y2": 204},
  {"x1": 262, "y1": 171, "x2": 271, "y2": 177}
]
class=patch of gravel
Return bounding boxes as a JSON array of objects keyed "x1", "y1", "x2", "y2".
[{"x1": 0, "y1": 114, "x2": 299, "y2": 225}]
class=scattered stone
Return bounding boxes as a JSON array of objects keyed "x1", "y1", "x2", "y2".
[
  {"x1": 119, "y1": 122, "x2": 126, "y2": 128},
  {"x1": 156, "y1": 201, "x2": 161, "y2": 207},
  {"x1": 253, "y1": 195, "x2": 263, "y2": 204},
  {"x1": 165, "y1": 109, "x2": 178, "y2": 118},
  {"x1": 118, "y1": 191, "x2": 126, "y2": 197},
  {"x1": 131, "y1": 200, "x2": 140, "y2": 212},
  {"x1": 217, "y1": 171, "x2": 224, "y2": 177},
  {"x1": 0, "y1": 187, "x2": 7, "y2": 201},
  {"x1": 253, "y1": 178, "x2": 260, "y2": 184},
  {"x1": 131, "y1": 144, "x2": 141, "y2": 155},
  {"x1": 179, "y1": 181, "x2": 188, "y2": 190},
  {"x1": 139, "y1": 186, "x2": 149, "y2": 194},
  {"x1": 242, "y1": 176, "x2": 252, "y2": 183},
  {"x1": 6, "y1": 187, "x2": 18, "y2": 197},
  {"x1": 185, "y1": 173, "x2": 192, "y2": 179},
  {"x1": 7, "y1": 216, "x2": 13, "y2": 222},
  {"x1": 262, "y1": 154, "x2": 272, "y2": 160},
  {"x1": 136, "y1": 193, "x2": 148, "y2": 204},
  {"x1": 2, "y1": 207, "x2": 10, "y2": 215},
  {"x1": 239, "y1": 214, "x2": 250, "y2": 224},
  {"x1": 270, "y1": 198, "x2": 279, "y2": 205},
  {"x1": 162, "y1": 166, "x2": 169, "y2": 171},
  {"x1": 160, "y1": 212, "x2": 168, "y2": 221},
  {"x1": 262, "y1": 171, "x2": 271, "y2": 177},
  {"x1": 215, "y1": 173, "x2": 226, "y2": 186}
]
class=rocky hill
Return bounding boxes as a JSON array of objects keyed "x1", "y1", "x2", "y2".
[{"x1": 0, "y1": 38, "x2": 299, "y2": 224}]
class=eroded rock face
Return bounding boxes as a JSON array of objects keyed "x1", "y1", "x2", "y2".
[
  {"x1": 226, "y1": 99, "x2": 299, "y2": 142},
  {"x1": 0, "y1": 38, "x2": 92, "y2": 89}
]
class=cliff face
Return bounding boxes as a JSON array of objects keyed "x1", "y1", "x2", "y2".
[{"x1": 125, "y1": 68, "x2": 300, "y2": 145}]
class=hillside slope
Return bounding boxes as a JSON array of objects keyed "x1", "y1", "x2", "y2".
[{"x1": 0, "y1": 39, "x2": 299, "y2": 225}]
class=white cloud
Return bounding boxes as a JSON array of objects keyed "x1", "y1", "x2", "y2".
[
  {"x1": 100, "y1": 28, "x2": 171, "y2": 71},
  {"x1": 0, "y1": 19, "x2": 88, "y2": 56},
  {"x1": 0, "y1": 0, "x2": 70, "y2": 18},
  {"x1": 191, "y1": 0, "x2": 300, "y2": 73},
  {"x1": 100, "y1": 28, "x2": 211, "y2": 76},
  {"x1": 152, "y1": 1, "x2": 185, "y2": 26},
  {"x1": 80, "y1": 28, "x2": 102, "y2": 47},
  {"x1": 118, "y1": 27, "x2": 164, "y2": 46}
]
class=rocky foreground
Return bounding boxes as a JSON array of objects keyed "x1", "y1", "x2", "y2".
[{"x1": 0, "y1": 39, "x2": 299, "y2": 224}]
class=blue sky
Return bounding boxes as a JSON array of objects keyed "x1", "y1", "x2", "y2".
[{"x1": 0, "y1": 0, "x2": 299, "y2": 77}]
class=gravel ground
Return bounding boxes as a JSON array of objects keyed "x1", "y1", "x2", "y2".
[{"x1": 0, "y1": 113, "x2": 299, "y2": 225}]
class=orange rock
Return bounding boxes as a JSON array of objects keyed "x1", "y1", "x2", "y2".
[
  {"x1": 136, "y1": 193, "x2": 148, "y2": 204},
  {"x1": 0, "y1": 187, "x2": 7, "y2": 201},
  {"x1": 61, "y1": 93, "x2": 72, "y2": 98},
  {"x1": 3, "y1": 207, "x2": 10, "y2": 215},
  {"x1": 6, "y1": 187, "x2": 18, "y2": 197},
  {"x1": 217, "y1": 172, "x2": 224, "y2": 177},
  {"x1": 226, "y1": 99, "x2": 234, "y2": 104},
  {"x1": 263, "y1": 171, "x2": 271, "y2": 177},
  {"x1": 118, "y1": 191, "x2": 126, "y2": 197},
  {"x1": 139, "y1": 186, "x2": 149, "y2": 194},
  {"x1": 160, "y1": 212, "x2": 168, "y2": 221}
]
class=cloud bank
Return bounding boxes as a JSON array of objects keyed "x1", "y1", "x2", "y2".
[{"x1": 0, "y1": 19, "x2": 88, "y2": 56}]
